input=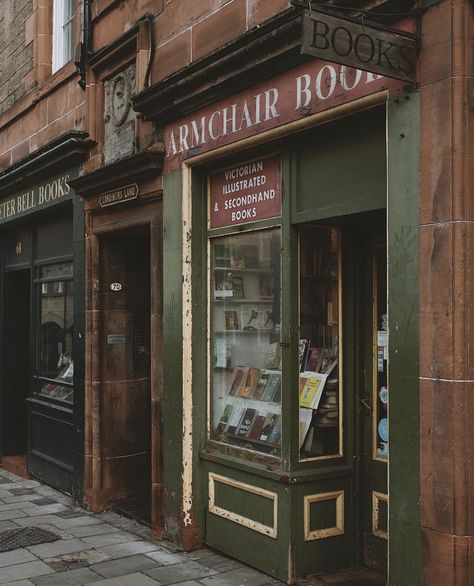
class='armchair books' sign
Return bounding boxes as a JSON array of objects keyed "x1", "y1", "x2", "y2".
[
  {"x1": 209, "y1": 155, "x2": 281, "y2": 229},
  {"x1": 302, "y1": 10, "x2": 417, "y2": 83}
]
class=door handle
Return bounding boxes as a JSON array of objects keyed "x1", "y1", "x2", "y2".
[{"x1": 360, "y1": 398, "x2": 372, "y2": 415}]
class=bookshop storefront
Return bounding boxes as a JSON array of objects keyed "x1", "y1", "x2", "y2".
[
  {"x1": 153, "y1": 51, "x2": 421, "y2": 584},
  {"x1": 132, "y1": 10, "x2": 420, "y2": 581},
  {"x1": 0, "y1": 162, "x2": 85, "y2": 496}
]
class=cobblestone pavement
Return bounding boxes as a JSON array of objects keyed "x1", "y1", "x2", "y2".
[{"x1": 0, "y1": 469, "x2": 313, "y2": 586}]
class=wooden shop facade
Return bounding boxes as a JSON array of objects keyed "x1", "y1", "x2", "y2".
[
  {"x1": 129, "y1": 9, "x2": 420, "y2": 584},
  {"x1": 2, "y1": 3, "x2": 445, "y2": 584}
]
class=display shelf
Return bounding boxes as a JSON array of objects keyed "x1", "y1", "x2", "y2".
[
  {"x1": 215, "y1": 329, "x2": 274, "y2": 334},
  {"x1": 226, "y1": 433, "x2": 279, "y2": 449},
  {"x1": 214, "y1": 267, "x2": 274, "y2": 274},
  {"x1": 214, "y1": 298, "x2": 274, "y2": 304}
]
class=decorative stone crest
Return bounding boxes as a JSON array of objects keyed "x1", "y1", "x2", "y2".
[{"x1": 104, "y1": 65, "x2": 136, "y2": 164}]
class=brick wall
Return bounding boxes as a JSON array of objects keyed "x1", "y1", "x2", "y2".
[{"x1": 0, "y1": 0, "x2": 34, "y2": 116}]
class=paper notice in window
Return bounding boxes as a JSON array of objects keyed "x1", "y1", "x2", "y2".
[{"x1": 377, "y1": 331, "x2": 388, "y2": 347}]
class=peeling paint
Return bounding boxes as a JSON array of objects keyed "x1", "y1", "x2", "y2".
[{"x1": 182, "y1": 164, "x2": 194, "y2": 527}]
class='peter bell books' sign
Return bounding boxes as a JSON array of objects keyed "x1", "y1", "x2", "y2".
[
  {"x1": 209, "y1": 154, "x2": 281, "y2": 229},
  {"x1": 0, "y1": 170, "x2": 77, "y2": 226}
]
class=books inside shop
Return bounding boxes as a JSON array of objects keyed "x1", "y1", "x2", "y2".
[
  {"x1": 210, "y1": 229, "x2": 282, "y2": 457},
  {"x1": 298, "y1": 226, "x2": 341, "y2": 459}
]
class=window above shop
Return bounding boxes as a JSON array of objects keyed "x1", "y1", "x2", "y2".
[{"x1": 52, "y1": 0, "x2": 75, "y2": 73}]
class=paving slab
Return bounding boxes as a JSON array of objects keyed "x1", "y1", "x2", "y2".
[
  {"x1": 13, "y1": 515, "x2": 63, "y2": 527},
  {"x1": 0, "y1": 549, "x2": 37, "y2": 568},
  {"x1": 44, "y1": 548, "x2": 111, "y2": 570},
  {"x1": 27, "y1": 537, "x2": 91, "y2": 559},
  {"x1": 89, "y1": 573, "x2": 160, "y2": 585},
  {"x1": 91, "y1": 554, "x2": 159, "y2": 578},
  {"x1": 1, "y1": 495, "x2": 44, "y2": 505},
  {"x1": 0, "y1": 510, "x2": 28, "y2": 521},
  {"x1": 0, "y1": 520, "x2": 21, "y2": 531},
  {"x1": 144, "y1": 549, "x2": 185, "y2": 566},
  {"x1": 82, "y1": 531, "x2": 138, "y2": 547},
  {"x1": 97, "y1": 540, "x2": 160, "y2": 559},
  {"x1": 199, "y1": 566, "x2": 274, "y2": 586},
  {"x1": 2, "y1": 580, "x2": 35, "y2": 586},
  {"x1": 19, "y1": 504, "x2": 70, "y2": 516},
  {"x1": 0, "y1": 561, "x2": 55, "y2": 584},
  {"x1": 0, "y1": 503, "x2": 34, "y2": 513},
  {"x1": 144, "y1": 560, "x2": 218, "y2": 584},
  {"x1": 48, "y1": 516, "x2": 103, "y2": 530},
  {"x1": 31, "y1": 567, "x2": 100, "y2": 585},
  {"x1": 66, "y1": 524, "x2": 121, "y2": 538}
]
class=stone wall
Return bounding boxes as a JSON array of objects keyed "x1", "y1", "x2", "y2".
[{"x1": 0, "y1": 0, "x2": 34, "y2": 115}]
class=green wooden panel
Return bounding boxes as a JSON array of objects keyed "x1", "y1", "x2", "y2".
[
  {"x1": 295, "y1": 478, "x2": 355, "y2": 577},
  {"x1": 162, "y1": 171, "x2": 185, "y2": 535},
  {"x1": 192, "y1": 169, "x2": 211, "y2": 539},
  {"x1": 36, "y1": 214, "x2": 73, "y2": 260},
  {"x1": 213, "y1": 480, "x2": 275, "y2": 527},
  {"x1": 72, "y1": 190, "x2": 85, "y2": 501},
  {"x1": 293, "y1": 108, "x2": 386, "y2": 222},
  {"x1": 309, "y1": 496, "x2": 338, "y2": 531},
  {"x1": 3, "y1": 226, "x2": 32, "y2": 268},
  {"x1": 378, "y1": 497, "x2": 388, "y2": 535},
  {"x1": 204, "y1": 461, "x2": 290, "y2": 582},
  {"x1": 387, "y1": 92, "x2": 421, "y2": 585}
]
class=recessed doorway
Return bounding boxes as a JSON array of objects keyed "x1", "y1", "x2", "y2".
[
  {"x1": 99, "y1": 226, "x2": 152, "y2": 525},
  {"x1": 1, "y1": 270, "x2": 30, "y2": 467}
]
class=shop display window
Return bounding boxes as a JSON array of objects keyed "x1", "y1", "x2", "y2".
[
  {"x1": 35, "y1": 262, "x2": 74, "y2": 404},
  {"x1": 210, "y1": 229, "x2": 282, "y2": 457},
  {"x1": 373, "y1": 244, "x2": 388, "y2": 460},
  {"x1": 298, "y1": 226, "x2": 341, "y2": 460}
]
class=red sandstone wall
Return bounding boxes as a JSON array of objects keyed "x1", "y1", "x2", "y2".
[
  {"x1": 0, "y1": 0, "x2": 290, "y2": 174},
  {"x1": 0, "y1": 0, "x2": 85, "y2": 171},
  {"x1": 419, "y1": 0, "x2": 474, "y2": 583}
]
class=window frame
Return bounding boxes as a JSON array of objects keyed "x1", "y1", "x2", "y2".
[
  {"x1": 33, "y1": 259, "x2": 74, "y2": 407},
  {"x1": 52, "y1": 0, "x2": 75, "y2": 74}
]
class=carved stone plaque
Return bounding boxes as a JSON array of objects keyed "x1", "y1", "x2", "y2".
[{"x1": 104, "y1": 65, "x2": 136, "y2": 164}]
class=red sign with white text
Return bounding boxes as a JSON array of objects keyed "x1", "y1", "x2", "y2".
[
  {"x1": 209, "y1": 155, "x2": 281, "y2": 229},
  {"x1": 164, "y1": 57, "x2": 409, "y2": 172}
]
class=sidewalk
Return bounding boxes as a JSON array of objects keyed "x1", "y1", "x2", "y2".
[{"x1": 0, "y1": 468, "x2": 293, "y2": 586}]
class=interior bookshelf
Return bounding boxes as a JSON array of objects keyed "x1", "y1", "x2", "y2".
[
  {"x1": 210, "y1": 229, "x2": 282, "y2": 457},
  {"x1": 298, "y1": 226, "x2": 341, "y2": 460}
]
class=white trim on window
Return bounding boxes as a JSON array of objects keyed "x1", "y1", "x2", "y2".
[{"x1": 52, "y1": 0, "x2": 74, "y2": 73}]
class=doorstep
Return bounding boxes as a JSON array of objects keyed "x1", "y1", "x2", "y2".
[
  {"x1": 0, "y1": 455, "x2": 31, "y2": 479},
  {"x1": 307, "y1": 567, "x2": 386, "y2": 585}
]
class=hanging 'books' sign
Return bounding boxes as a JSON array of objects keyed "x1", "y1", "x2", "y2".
[
  {"x1": 301, "y1": 10, "x2": 417, "y2": 83},
  {"x1": 209, "y1": 154, "x2": 281, "y2": 229}
]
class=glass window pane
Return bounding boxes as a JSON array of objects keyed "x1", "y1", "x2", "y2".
[
  {"x1": 64, "y1": 0, "x2": 74, "y2": 21},
  {"x1": 210, "y1": 229, "x2": 282, "y2": 458},
  {"x1": 40, "y1": 262, "x2": 73, "y2": 280},
  {"x1": 299, "y1": 226, "x2": 341, "y2": 459},
  {"x1": 36, "y1": 263, "x2": 73, "y2": 404}
]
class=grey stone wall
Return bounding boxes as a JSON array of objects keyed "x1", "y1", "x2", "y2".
[{"x1": 0, "y1": 0, "x2": 34, "y2": 115}]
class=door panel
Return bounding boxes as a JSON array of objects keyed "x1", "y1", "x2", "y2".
[
  {"x1": 2, "y1": 270, "x2": 30, "y2": 455},
  {"x1": 361, "y1": 238, "x2": 388, "y2": 572}
]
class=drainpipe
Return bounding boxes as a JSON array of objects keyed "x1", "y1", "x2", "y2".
[{"x1": 76, "y1": 0, "x2": 93, "y2": 90}]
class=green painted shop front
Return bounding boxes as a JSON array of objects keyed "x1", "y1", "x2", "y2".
[
  {"x1": 0, "y1": 134, "x2": 88, "y2": 499},
  {"x1": 136, "y1": 45, "x2": 421, "y2": 582}
]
